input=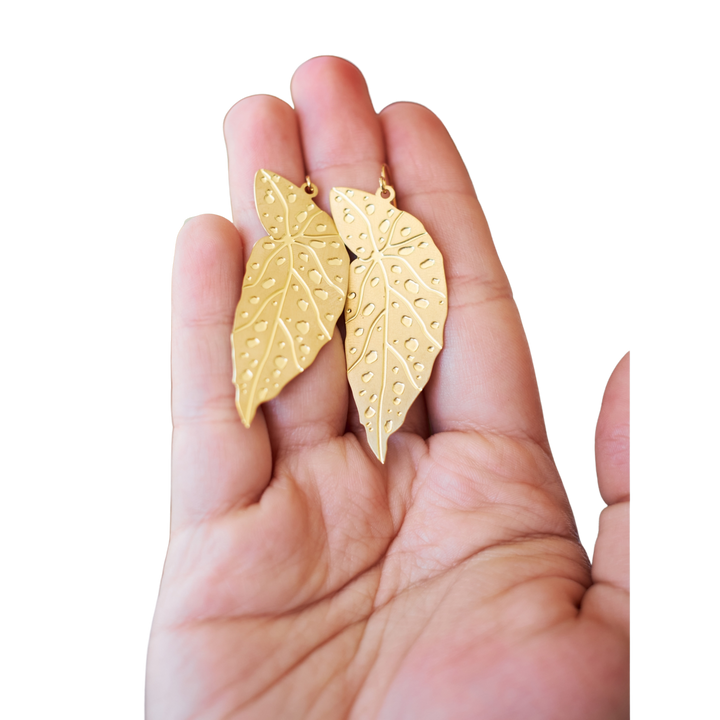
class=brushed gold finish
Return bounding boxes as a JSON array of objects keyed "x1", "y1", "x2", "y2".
[
  {"x1": 231, "y1": 170, "x2": 349, "y2": 427},
  {"x1": 331, "y1": 178, "x2": 447, "y2": 462}
]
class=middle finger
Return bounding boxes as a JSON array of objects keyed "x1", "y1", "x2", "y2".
[{"x1": 291, "y1": 56, "x2": 431, "y2": 447}]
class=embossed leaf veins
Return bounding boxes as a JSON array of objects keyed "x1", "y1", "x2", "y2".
[
  {"x1": 231, "y1": 170, "x2": 349, "y2": 427},
  {"x1": 331, "y1": 187, "x2": 448, "y2": 462}
]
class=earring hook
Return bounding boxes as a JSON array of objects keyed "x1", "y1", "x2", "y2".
[
  {"x1": 302, "y1": 175, "x2": 318, "y2": 198},
  {"x1": 377, "y1": 164, "x2": 396, "y2": 204}
]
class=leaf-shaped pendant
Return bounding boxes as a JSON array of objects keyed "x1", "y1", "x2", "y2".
[
  {"x1": 330, "y1": 174, "x2": 447, "y2": 462},
  {"x1": 231, "y1": 170, "x2": 349, "y2": 427}
]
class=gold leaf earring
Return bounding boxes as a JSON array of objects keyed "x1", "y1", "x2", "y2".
[
  {"x1": 231, "y1": 169, "x2": 349, "y2": 427},
  {"x1": 330, "y1": 165, "x2": 448, "y2": 463}
]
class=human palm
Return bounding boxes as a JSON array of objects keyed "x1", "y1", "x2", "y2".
[{"x1": 147, "y1": 57, "x2": 629, "y2": 719}]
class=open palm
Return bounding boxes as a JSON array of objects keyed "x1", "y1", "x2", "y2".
[{"x1": 146, "y1": 57, "x2": 629, "y2": 719}]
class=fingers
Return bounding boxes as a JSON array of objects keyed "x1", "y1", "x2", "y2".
[
  {"x1": 171, "y1": 215, "x2": 272, "y2": 529},
  {"x1": 224, "y1": 95, "x2": 349, "y2": 452},
  {"x1": 379, "y1": 103, "x2": 546, "y2": 445},
  {"x1": 291, "y1": 56, "x2": 385, "y2": 210},
  {"x1": 592, "y1": 353, "x2": 630, "y2": 592},
  {"x1": 225, "y1": 96, "x2": 306, "y2": 255},
  {"x1": 291, "y1": 56, "x2": 430, "y2": 445}
]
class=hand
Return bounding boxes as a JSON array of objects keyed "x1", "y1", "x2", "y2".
[{"x1": 146, "y1": 57, "x2": 629, "y2": 719}]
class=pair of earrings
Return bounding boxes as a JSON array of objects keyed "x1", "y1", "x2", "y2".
[{"x1": 231, "y1": 167, "x2": 447, "y2": 463}]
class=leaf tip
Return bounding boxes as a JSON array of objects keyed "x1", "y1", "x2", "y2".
[
  {"x1": 233, "y1": 385, "x2": 252, "y2": 428},
  {"x1": 237, "y1": 400, "x2": 255, "y2": 429},
  {"x1": 378, "y1": 435, "x2": 387, "y2": 464}
]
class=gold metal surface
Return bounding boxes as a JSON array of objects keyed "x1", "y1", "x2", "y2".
[
  {"x1": 379, "y1": 164, "x2": 391, "y2": 198},
  {"x1": 231, "y1": 170, "x2": 349, "y2": 427},
  {"x1": 331, "y1": 179, "x2": 448, "y2": 462}
]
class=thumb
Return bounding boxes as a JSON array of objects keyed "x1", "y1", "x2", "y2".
[{"x1": 582, "y1": 352, "x2": 629, "y2": 629}]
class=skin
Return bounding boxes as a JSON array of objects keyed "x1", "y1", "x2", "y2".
[{"x1": 146, "y1": 57, "x2": 629, "y2": 719}]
